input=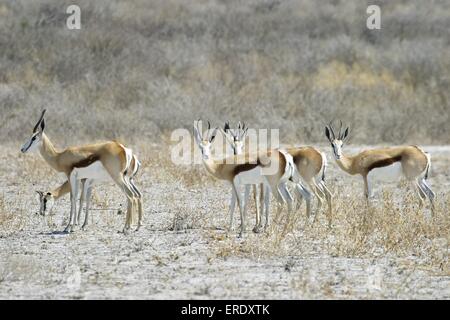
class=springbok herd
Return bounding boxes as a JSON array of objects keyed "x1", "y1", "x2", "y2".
[{"x1": 21, "y1": 110, "x2": 435, "y2": 237}]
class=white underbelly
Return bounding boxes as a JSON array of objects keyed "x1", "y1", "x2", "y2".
[
  {"x1": 72, "y1": 161, "x2": 112, "y2": 182},
  {"x1": 234, "y1": 166, "x2": 266, "y2": 185},
  {"x1": 368, "y1": 162, "x2": 403, "y2": 182}
]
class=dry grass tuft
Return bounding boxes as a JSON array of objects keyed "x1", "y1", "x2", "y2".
[{"x1": 207, "y1": 185, "x2": 449, "y2": 274}]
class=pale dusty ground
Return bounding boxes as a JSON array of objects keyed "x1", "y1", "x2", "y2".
[{"x1": 0, "y1": 144, "x2": 448, "y2": 299}]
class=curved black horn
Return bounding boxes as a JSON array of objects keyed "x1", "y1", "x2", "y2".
[
  {"x1": 224, "y1": 121, "x2": 230, "y2": 132},
  {"x1": 33, "y1": 109, "x2": 47, "y2": 132},
  {"x1": 338, "y1": 120, "x2": 343, "y2": 139},
  {"x1": 240, "y1": 122, "x2": 247, "y2": 138},
  {"x1": 195, "y1": 119, "x2": 202, "y2": 139},
  {"x1": 328, "y1": 121, "x2": 336, "y2": 139}
]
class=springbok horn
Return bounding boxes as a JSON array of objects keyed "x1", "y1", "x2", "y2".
[
  {"x1": 33, "y1": 109, "x2": 47, "y2": 133},
  {"x1": 224, "y1": 121, "x2": 230, "y2": 132},
  {"x1": 338, "y1": 120, "x2": 343, "y2": 139},
  {"x1": 195, "y1": 119, "x2": 202, "y2": 139},
  {"x1": 328, "y1": 121, "x2": 336, "y2": 139}
]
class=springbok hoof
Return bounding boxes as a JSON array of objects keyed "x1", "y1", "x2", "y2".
[{"x1": 252, "y1": 226, "x2": 261, "y2": 233}]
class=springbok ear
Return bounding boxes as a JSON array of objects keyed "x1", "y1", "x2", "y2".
[
  {"x1": 209, "y1": 128, "x2": 218, "y2": 142},
  {"x1": 219, "y1": 127, "x2": 231, "y2": 139},
  {"x1": 242, "y1": 127, "x2": 249, "y2": 138},
  {"x1": 342, "y1": 127, "x2": 349, "y2": 142},
  {"x1": 193, "y1": 126, "x2": 202, "y2": 144},
  {"x1": 325, "y1": 126, "x2": 332, "y2": 141}
]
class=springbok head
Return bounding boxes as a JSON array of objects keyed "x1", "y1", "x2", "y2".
[
  {"x1": 325, "y1": 120, "x2": 349, "y2": 160},
  {"x1": 21, "y1": 109, "x2": 47, "y2": 153},
  {"x1": 36, "y1": 190, "x2": 55, "y2": 216},
  {"x1": 193, "y1": 120, "x2": 218, "y2": 160},
  {"x1": 221, "y1": 121, "x2": 248, "y2": 155}
]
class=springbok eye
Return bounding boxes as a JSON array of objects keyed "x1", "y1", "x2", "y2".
[{"x1": 31, "y1": 136, "x2": 36, "y2": 141}]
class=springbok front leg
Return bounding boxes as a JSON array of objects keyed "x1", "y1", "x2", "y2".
[
  {"x1": 262, "y1": 184, "x2": 271, "y2": 231},
  {"x1": 228, "y1": 190, "x2": 236, "y2": 231},
  {"x1": 76, "y1": 179, "x2": 88, "y2": 225},
  {"x1": 81, "y1": 179, "x2": 94, "y2": 230},
  {"x1": 231, "y1": 181, "x2": 246, "y2": 238},
  {"x1": 362, "y1": 174, "x2": 373, "y2": 207},
  {"x1": 65, "y1": 172, "x2": 80, "y2": 233}
]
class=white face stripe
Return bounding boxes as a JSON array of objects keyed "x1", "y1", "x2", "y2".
[
  {"x1": 21, "y1": 132, "x2": 41, "y2": 153},
  {"x1": 331, "y1": 140, "x2": 343, "y2": 159},
  {"x1": 198, "y1": 140, "x2": 212, "y2": 160}
]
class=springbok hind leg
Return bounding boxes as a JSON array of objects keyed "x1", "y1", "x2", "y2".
[
  {"x1": 295, "y1": 183, "x2": 312, "y2": 220},
  {"x1": 419, "y1": 178, "x2": 436, "y2": 217},
  {"x1": 278, "y1": 184, "x2": 294, "y2": 236},
  {"x1": 414, "y1": 180, "x2": 427, "y2": 210},
  {"x1": 309, "y1": 180, "x2": 324, "y2": 224},
  {"x1": 109, "y1": 173, "x2": 135, "y2": 234},
  {"x1": 129, "y1": 177, "x2": 143, "y2": 231},
  {"x1": 318, "y1": 181, "x2": 333, "y2": 228}
]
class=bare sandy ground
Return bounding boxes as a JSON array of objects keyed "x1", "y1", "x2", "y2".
[{"x1": 0, "y1": 144, "x2": 448, "y2": 299}]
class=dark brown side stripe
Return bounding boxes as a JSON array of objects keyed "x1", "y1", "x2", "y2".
[
  {"x1": 368, "y1": 155, "x2": 402, "y2": 171},
  {"x1": 72, "y1": 154, "x2": 100, "y2": 169},
  {"x1": 233, "y1": 162, "x2": 260, "y2": 176}
]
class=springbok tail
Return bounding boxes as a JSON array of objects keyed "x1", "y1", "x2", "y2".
[
  {"x1": 119, "y1": 143, "x2": 133, "y2": 175},
  {"x1": 320, "y1": 151, "x2": 328, "y2": 182},
  {"x1": 424, "y1": 152, "x2": 431, "y2": 180},
  {"x1": 131, "y1": 154, "x2": 141, "y2": 178}
]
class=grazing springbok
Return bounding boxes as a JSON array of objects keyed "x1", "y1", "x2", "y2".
[
  {"x1": 325, "y1": 121, "x2": 435, "y2": 214},
  {"x1": 222, "y1": 122, "x2": 332, "y2": 227},
  {"x1": 21, "y1": 110, "x2": 143, "y2": 233},
  {"x1": 194, "y1": 120, "x2": 311, "y2": 237},
  {"x1": 36, "y1": 153, "x2": 141, "y2": 229}
]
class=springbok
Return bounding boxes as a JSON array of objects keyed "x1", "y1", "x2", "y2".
[
  {"x1": 222, "y1": 122, "x2": 332, "y2": 227},
  {"x1": 221, "y1": 121, "x2": 268, "y2": 232},
  {"x1": 194, "y1": 120, "x2": 311, "y2": 237},
  {"x1": 21, "y1": 110, "x2": 143, "y2": 233},
  {"x1": 325, "y1": 121, "x2": 435, "y2": 213},
  {"x1": 36, "y1": 154, "x2": 141, "y2": 229},
  {"x1": 285, "y1": 146, "x2": 333, "y2": 226}
]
